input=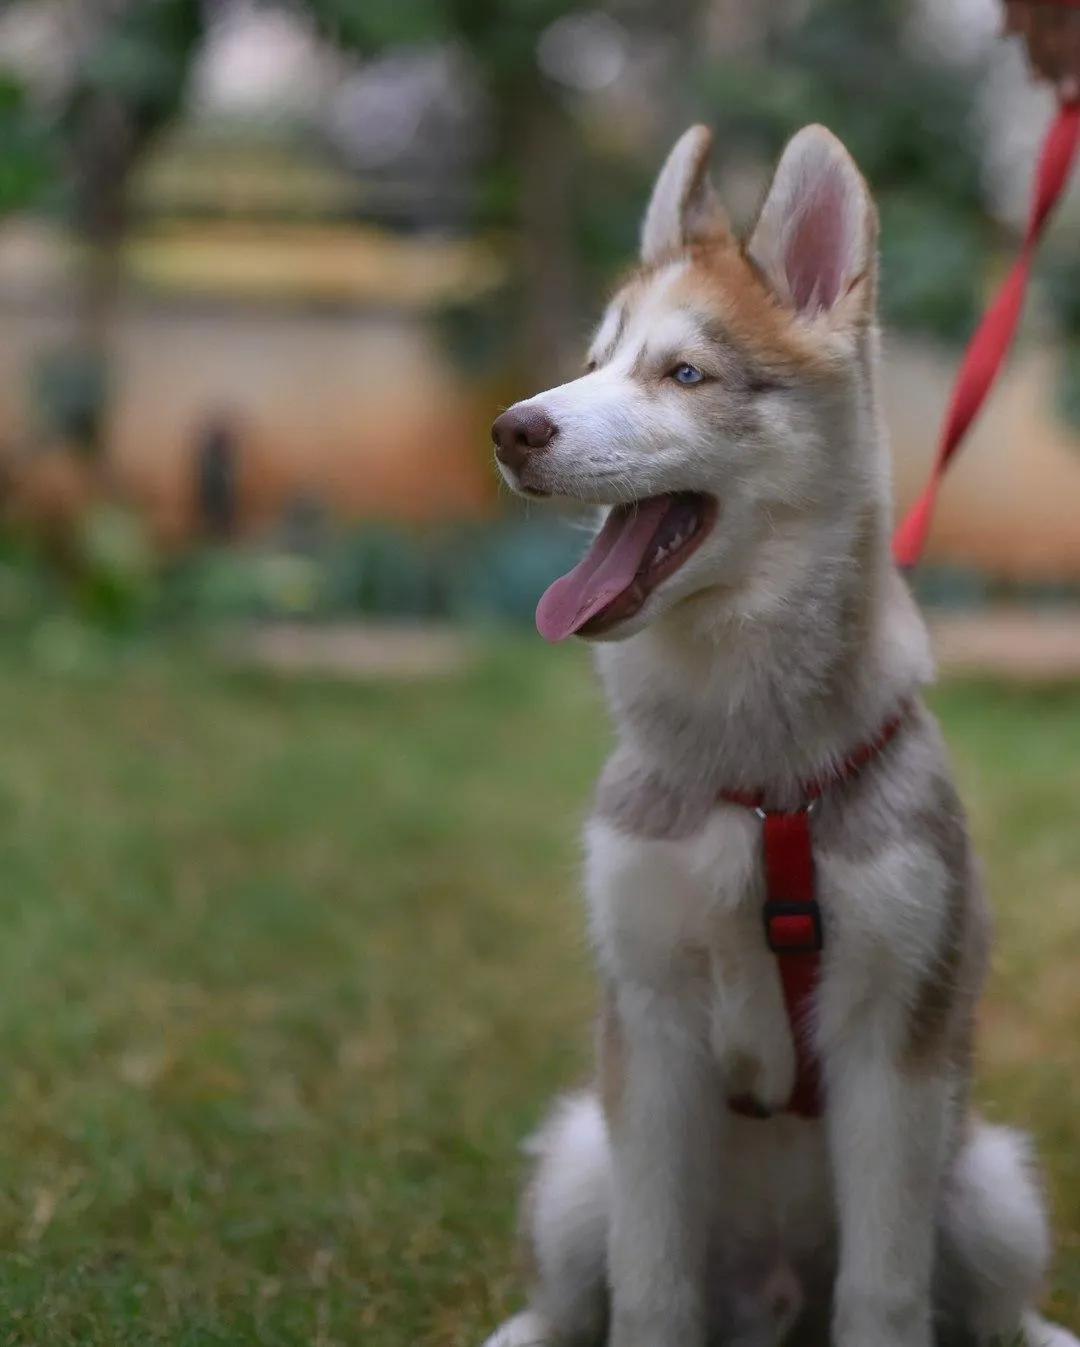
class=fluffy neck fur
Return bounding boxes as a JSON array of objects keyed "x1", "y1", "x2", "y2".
[{"x1": 594, "y1": 361, "x2": 933, "y2": 806}]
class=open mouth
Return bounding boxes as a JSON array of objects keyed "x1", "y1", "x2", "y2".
[{"x1": 536, "y1": 492, "x2": 716, "y2": 642}]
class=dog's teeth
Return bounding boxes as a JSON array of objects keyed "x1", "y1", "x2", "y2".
[{"x1": 648, "y1": 509, "x2": 702, "y2": 574}]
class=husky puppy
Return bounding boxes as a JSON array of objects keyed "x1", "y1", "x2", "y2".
[{"x1": 485, "y1": 124, "x2": 1077, "y2": 1347}]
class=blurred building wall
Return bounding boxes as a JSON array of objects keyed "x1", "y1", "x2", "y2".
[
  {"x1": 0, "y1": 220, "x2": 500, "y2": 545},
  {"x1": 0, "y1": 300, "x2": 496, "y2": 543}
]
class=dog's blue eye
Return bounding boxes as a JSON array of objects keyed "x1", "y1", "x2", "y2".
[{"x1": 671, "y1": 363, "x2": 704, "y2": 386}]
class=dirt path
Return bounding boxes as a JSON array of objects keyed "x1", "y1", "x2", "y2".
[
  {"x1": 929, "y1": 609, "x2": 1080, "y2": 680},
  {"x1": 220, "y1": 623, "x2": 472, "y2": 679}
]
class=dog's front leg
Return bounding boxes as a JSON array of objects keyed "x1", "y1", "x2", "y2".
[
  {"x1": 606, "y1": 984, "x2": 718, "y2": 1347},
  {"x1": 826, "y1": 1031, "x2": 950, "y2": 1347}
]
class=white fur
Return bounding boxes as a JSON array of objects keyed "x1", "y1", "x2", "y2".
[
  {"x1": 526, "y1": 1094, "x2": 610, "y2": 1341},
  {"x1": 945, "y1": 1124, "x2": 1052, "y2": 1340},
  {"x1": 1025, "y1": 1316, "x2": 1080, "y2": 1347},
  {"x1": 480, "y1": 1310, "x2": 550, "y2": 1347}
]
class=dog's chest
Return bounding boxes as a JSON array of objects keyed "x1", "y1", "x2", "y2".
[
  {"x1": 585, "y1": 783, "x2": 952, "y2": 1114},
  {"x1": 585, "y1": 805, "x2": 758, "y2": 974},
  {"x1": 585, "y1": 805, "x2": 804, "y2": 1109}
]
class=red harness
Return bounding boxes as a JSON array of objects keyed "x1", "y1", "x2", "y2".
[{"x1": 718, "y1": 710, "x2": 907, "y2": 1119}]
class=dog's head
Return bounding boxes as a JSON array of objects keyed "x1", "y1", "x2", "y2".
[{"x1": 492, "y1": 123, "x2": 883, "y2": 643}]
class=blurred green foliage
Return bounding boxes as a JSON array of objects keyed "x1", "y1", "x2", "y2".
[
  {"x1": 73, "y1": 0, "x2": 202, "y2": 125},
  {"x1": 0, "y1": 74, "x2": 52, "y2": 214},
  {"x1": 0, "y1": 509, "x2": 592, "y2": 639},
  {"x1": 154, "y1": 514, "x2": 590, "y2": 629},
  {"x1": 702, "y1": 0, "x2": 991, "y2": 342},
  {"x1": 74, "y1": 502, "x2": 158, "y2": 628},
  {"x1": 306, "y1": 0, "x2": 655, "y2": 387},
  {"x1": 357, "y1": 0, "x2": 1000, "y2": 368},
  {"x1": 0, "y1": 0, "x2": 204, "y2": 227},
  {"x1": 306, "y1": 0, "x2": 588, "y2": 91}
]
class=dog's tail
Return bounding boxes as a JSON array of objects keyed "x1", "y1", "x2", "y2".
[{"x1": 1024, "y1": 1313, "x2": 1080, "y2": 1347}]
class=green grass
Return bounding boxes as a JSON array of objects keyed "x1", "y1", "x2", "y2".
[{"x1": 0, "y1": 639, "x2": 1078, "y2": 1343}]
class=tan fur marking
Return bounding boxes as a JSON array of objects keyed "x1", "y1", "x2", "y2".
[
  {"x1": 677, "y1": 241, "x2": 838, "y2": 377},
  {"x1": 613, "y1": 234, "x2": 842, "y2": 381}
]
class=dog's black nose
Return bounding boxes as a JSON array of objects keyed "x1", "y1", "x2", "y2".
[{"x1": 491, "y1": 405, "x2": 557, "y2": 473}]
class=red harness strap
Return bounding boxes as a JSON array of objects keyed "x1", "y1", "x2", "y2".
[{"x1": 718, "y1": 709, "x2": 908, "y2": 1119}]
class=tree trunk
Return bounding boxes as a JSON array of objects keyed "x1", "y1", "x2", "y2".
[
  {"x1": 73, "y1": 84, "x2": 137, "y2": 470},
  {"x1": 513, "y1": 87, "x2": 582, "y2": 388}
]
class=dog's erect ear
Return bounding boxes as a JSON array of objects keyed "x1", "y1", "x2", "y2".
[
  {"x1": 748, "y1": 125, "x2": 877, "y2": 323},
  {"x1": 640, "y1": 124, "x2": 730, "y2": 265}
]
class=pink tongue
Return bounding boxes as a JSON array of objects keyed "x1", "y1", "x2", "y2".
[{"x1": 536, "y1": 498, "x2": 671, "y2": 642}]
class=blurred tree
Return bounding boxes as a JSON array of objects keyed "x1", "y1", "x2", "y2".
[
  {"x1": 304, "y1": 0, "x2": 583, "y2": 384},
  {"x1": 304, "y1": 0, "x2": 708, "y2": 385},
  {"x1": 39, "y1": 0, "x2": 205, "y2": 461},
  {"x1": 0, "y1": 1, "x2": 204, "y2": 615},
  {"x1": 698, "y1": 0, "x2": 993, "y2": 344},
  {"x1": 305, "y1": 0, "x2": 995, "y2": 375}
]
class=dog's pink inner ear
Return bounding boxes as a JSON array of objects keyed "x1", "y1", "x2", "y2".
[
  {"x1": 749, "y1": 126, "x2": 870, "y2": 318},
  {"x1": 783, "y1": 174, "x2": 851, "y2": 312}
]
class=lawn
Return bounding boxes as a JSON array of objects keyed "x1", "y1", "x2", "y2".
[{"x1": 0, "y1": 637, "x2": 1079, "y2": 1344}]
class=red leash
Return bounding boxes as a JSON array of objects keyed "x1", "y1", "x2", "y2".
[{"x1": 892, "y1": 97, "x2": 1080, "y2": 567}]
